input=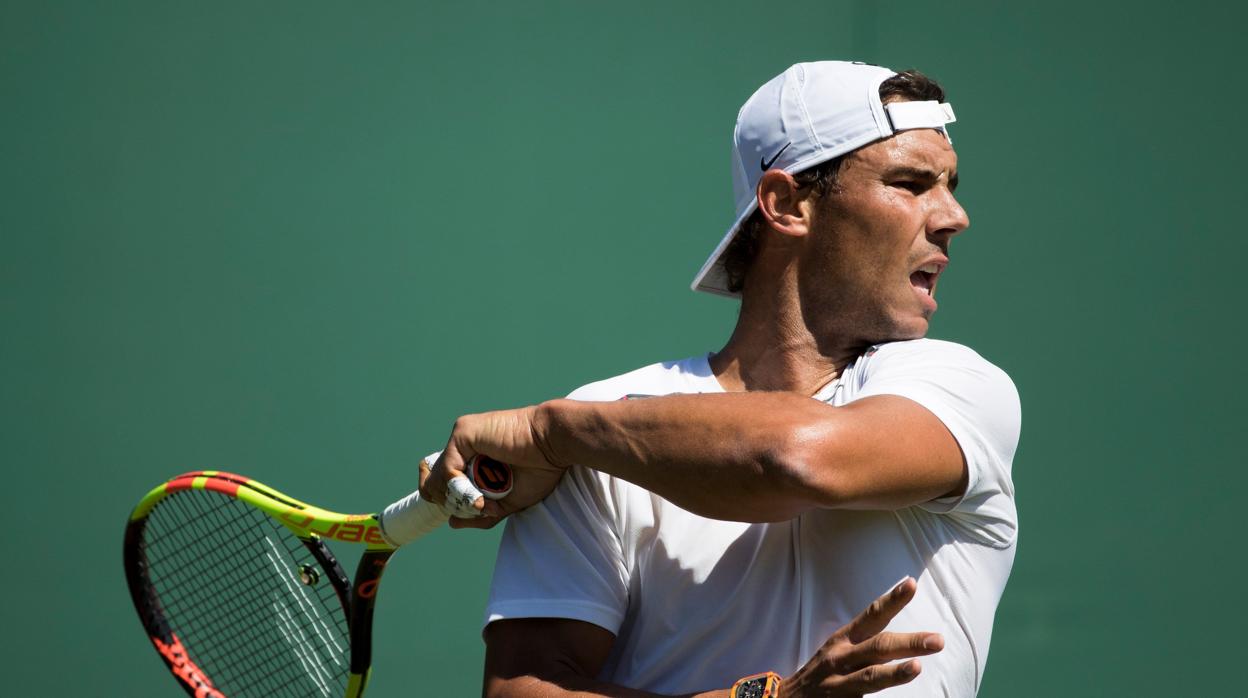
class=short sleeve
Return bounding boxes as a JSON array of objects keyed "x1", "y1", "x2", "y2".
[
  {"x1": 483, "y1": 463, "x2": 630, "y2": 634},
  {"x1": 855, "y1": 341, "x2": 1021, "y2": 548}
]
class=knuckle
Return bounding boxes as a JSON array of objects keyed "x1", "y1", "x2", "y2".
[
  {"x1": 819, "y1": 653, "x2": 840, "y2": 675},
  {"x1": 820, "y1": 642, "x2": 852, "y2": 674}
]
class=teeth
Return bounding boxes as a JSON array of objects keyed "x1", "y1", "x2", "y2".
[{"x1": 918, "y1": 263, "x2": 940, "y2": 274}]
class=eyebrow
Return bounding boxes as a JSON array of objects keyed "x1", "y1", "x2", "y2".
[{"x1": 884, "y1": 166, "x2": 960, "y2": 192}]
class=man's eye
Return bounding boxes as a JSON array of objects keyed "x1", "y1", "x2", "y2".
[{"x1": 891, "y1": 180, "x2": 926, "y2": 193}]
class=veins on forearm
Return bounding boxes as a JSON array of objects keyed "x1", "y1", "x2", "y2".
[{"x1": 540, "y1": 392, "x2": 831, "y2": 521}]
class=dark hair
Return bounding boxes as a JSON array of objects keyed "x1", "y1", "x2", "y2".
[{"x1": 719, "y1": 69, "x2": 947, "y2": 294}]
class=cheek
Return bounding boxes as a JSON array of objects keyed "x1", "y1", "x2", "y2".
[
  {"x1": 848, "y1": 232, "x2": 912, "y2": 284},
  {"x1": 806, "y1": 200, "x2": 918, "y2": 297},
  {"x1": 850, "y1": 198, "x2": 918, "y2": 262}
]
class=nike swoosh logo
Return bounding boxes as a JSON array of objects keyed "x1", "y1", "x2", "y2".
[{"x1": 760, "y1": 142, "x2": 791, "y2": 171}]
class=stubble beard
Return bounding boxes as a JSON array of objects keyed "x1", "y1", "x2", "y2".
[{"x1": 798, "y1": 260, "x2": 931, "y2": 357}]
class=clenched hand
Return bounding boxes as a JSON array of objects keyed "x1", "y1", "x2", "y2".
[{"x1": 419, "y1": 406, "x2": 568, "y2": 529}]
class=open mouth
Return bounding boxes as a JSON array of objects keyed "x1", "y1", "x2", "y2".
[
  {"x1": 909, "y1": 263, "x2": 941, "y2": 296},
  {"x1": 909, "y1": 261, "x2": 945, "y2": 304}
]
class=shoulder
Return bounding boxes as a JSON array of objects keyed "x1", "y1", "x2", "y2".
[
  {"x1": 565, "y1": 355, "x2": 712, "y2": 401},
  {"x1": 857, "y1": 339, "x2": 1017, "y2": 399},
  {"x1": 849, "y1": 338, "x2": 1021, "y2": 450},
  {"x1": 866, "y1": 338, "x2": 1005, "y2": 371}
]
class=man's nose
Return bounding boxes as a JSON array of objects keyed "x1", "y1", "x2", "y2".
[{"x1": 929, "y1": 189, "x2": 969, "y2": 238}]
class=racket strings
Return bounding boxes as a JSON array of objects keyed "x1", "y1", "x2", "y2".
[
  {"x1": 151, "y1": 496, "x2": 298, "y2": 685},
  {"x1": 140, "y1": 489, "x2": 350, "y2": 697},
  {"x1": 178, "y1": 496, "x2": 339, "y2": 695},
  {"x1": 146, "y1": 495, "x2": 322, "y2": 696},
  {"x1": 150, "y1": 492, "x2": 349, "y2": 696}
]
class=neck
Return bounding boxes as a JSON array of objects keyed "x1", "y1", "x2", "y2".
[{"x1": 709, "y1": 281, "x2": 867, "y2": 395}]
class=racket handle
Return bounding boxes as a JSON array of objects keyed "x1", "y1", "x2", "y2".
[
  {"x1": 377, "y1": 454, "x2": 514, "y2": 547},
  {"x1": 467, "y1": 455, "x2": 514, "y2": 500},
  {"x1": 378, "y1": 489, "x2": 449, "y2": 547}
]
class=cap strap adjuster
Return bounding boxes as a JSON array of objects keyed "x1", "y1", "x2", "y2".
[{"x1": 884, "y1": 100, "x2": 956, "y2": 142}]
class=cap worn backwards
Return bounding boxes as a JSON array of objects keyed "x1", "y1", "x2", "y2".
[{"x1": 690, "y1": 60, "x2": 957, "y2": 298}]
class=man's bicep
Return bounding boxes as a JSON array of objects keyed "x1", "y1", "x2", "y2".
[
  {"x1": 810, "y1": 394, "x2": 967, "y2": 510},
  {"x1": 484, "y1": 618, "x2": 615, "y2": 696}
]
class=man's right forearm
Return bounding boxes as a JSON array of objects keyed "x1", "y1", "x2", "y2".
[{"x1": 533, "y1": 393, "x2": 827, "y2": 522}]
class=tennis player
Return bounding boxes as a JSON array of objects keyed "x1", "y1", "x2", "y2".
[{"x1": 424, "y1": 61, "x2": 1020, "y2": 697}]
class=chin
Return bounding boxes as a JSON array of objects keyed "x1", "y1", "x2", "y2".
[
  {"x1": 895, "y1": 325, "x2": 929, "y2": 341},
  {"x1": 874, "y1": 314, "x2": 929, "y2": 343}
]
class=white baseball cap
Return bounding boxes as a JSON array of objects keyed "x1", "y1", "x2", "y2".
[{"x1": 691, "y1": 61, "x2": 957, "y2": 297}]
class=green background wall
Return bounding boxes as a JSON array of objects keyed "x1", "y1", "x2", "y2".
[{"x1": 3, "y1": 2, "x2": 1243, "y2": 695}]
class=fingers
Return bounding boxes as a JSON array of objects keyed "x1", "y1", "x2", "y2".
[
  {"x1": 418, "y1": 446, "x2": 491, "y2": 522},
  {"x1": 425, "y1": 406, "x2": 565, "y2": 531},
  {"x1": 782, "y1": 578, "x2": 941, "y2": 696},
  {"x1": 420, "y1": 445, "x2": 471, "y2": 506},
  {"x1": 445, "y1": 474, "x2": 487, "y2": 517},
  {"x1": 840, "y1": 576, "x2": 917, "y2": 644},
  {"x1": 837, "y1": 631, "x2": 943, "y2": 672},
  {"x1": 786, "y1": 639, "x2": 932, "y2": 698},
  {"x1": 838, "y1": 658, "x2": 923, "y2": 694},
  {"x1": 418, "y1": 455, "x2": 446, "y2": 505},
  {"x1": 802, "y1": 634, "x2": 934, "y2": 696}
]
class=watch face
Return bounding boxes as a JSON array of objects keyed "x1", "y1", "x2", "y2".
[{"x1": 737, "y1": 677, "x2": 768, "y2": 698}]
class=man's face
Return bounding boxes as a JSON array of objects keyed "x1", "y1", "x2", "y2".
[{"x1": 797, "y1": 127, "x2": 969, "y2": 346}]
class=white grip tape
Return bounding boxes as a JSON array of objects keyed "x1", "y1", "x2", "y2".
[
  {"x1": 376, "y1": 450, "x2": 487, "y2": 547},
  {"x1": 378, "y1": 490, "x2": 449, "y2": 547}
]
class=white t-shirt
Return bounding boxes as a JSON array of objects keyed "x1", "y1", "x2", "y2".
[{"x1": 484, "y1": 339, "x2": 1020, "y2": 697}]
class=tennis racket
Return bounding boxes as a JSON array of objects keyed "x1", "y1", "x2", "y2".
[{"x1": 122, "y1": 455, "x2": 512, "y2": 698}]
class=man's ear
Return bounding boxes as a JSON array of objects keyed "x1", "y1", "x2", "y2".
[{"x1": 756, "y1": 170, "x2": 814, "y2": 238}]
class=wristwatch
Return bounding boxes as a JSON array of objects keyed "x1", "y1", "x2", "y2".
[{"x1": 730, "y1": 671, "x2": 782, "y2": 698}]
